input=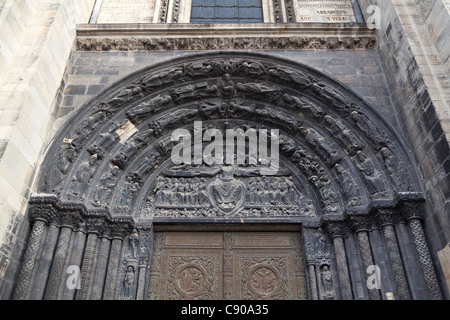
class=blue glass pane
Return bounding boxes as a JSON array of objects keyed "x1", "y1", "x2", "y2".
[
  {"x1": 239, "y1": 8, "x2": 252, "y2": 18},
  {"x1": 238, "y1": 0, "x2": 253, "y2": 7},
  {"x1": 253, "y1": 8, "x2": 263, "y2": 18},
  {"x1": 202, "y1": 0, "x2": 216, "y2": 6},
  {"x1": 191, "y1": 0, "x2": 263, "y2": 23},
  {"x1": 191, "y1": 7, "x2": 201, "y2": 18},
  {"x1": 218, "y1": 0, "x2": 236, "y2": 6},
  {"x1": 217, "y1": 7, "x2": 236, "y2": 18},
  {"x1": 202, "y1": 7, "x2": 215, "y2": 17}
]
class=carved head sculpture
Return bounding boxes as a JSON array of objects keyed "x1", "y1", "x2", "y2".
[
  {"x1": 380, "y1": 147, "x2": 392, "y2": 159},
  {"x1": 356, "y1": 150, "x2": 366, "y2": 162},
  {"x1": 335, "y1": 164, "x2": 344, "y2": 174},
  {"x1": 112, "y1": 166, "x2": 120, "y2": 176},
  {"x1": 89, "y1": 154, "x2": 98, "y2": 166},
  {"x1": 350, "y1": 111, "x2": 360, "y2": 121},
  {"x1": 299, "y1": 127, "x2": 309, "y2": 137},
  {"x1": 324, "y1": 115, "x2": 335, "y2": 125},
  {"x1": 221, "y1": 166, "x2": 234, "y2": 180}
]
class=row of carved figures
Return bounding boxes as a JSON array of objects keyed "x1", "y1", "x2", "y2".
[
  {"x1": 246, "y1": 177, "x2": 300, "y2": 205},
  {"x1": 153, "y1": 177, "x2": 210, "y2": 207}
]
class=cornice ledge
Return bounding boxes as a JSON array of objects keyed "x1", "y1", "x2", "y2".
[{"x1": 76, "y1": 23, "x2": 377, "y2": 51}]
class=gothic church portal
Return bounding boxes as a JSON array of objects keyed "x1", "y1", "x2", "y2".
[{"x1": 0, "y1": 1, "x2": 449, "y2": 301}]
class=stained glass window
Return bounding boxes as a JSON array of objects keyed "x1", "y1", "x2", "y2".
[{"x1": 191, "y1": 0, "x2": 263, "y2": 23}]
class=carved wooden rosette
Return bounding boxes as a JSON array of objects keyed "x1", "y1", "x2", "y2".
[{"x1": 18, "y1": 53, "x2": 442, "y2": 300}]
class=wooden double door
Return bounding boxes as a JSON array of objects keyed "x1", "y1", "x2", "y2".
[{"x1": 149, "y1": 231, "x2": 307, "y2": 300}]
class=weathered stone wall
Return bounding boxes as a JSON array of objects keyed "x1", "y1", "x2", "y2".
[
  {"x1": 359, "y1": 0, "x2": 450, "y2": 295},
  {"x1": 56, "y1": 49, "x2": 395, "y2": 126},
  {"x1": 1, "y1": 0, "x2": 449, "y2": 299},
  {"x1": 0, "y1": 0, "x2": 95, "y2": 299}
]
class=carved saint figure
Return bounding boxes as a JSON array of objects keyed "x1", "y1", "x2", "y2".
[
  {"x1": 236, "y1": 82, "x2": 282, "y2": 101},
  {"x1": 380, "y1": 147, "x2": 412, "y2": 191},
  {"x1": 129, "y1": 229, "x2": 139, "y2": 258},
  {"x1": 126, "y1": 95, "x2": 172, "y2": 123},
  {"x1": 70, "y1": 154, "x2": 98, "y2": 200},
  {"x1": 87, "y1": 121, "x2": 124, "y2": 158},
  {"x1": 93, "y1": 165, "x2": 120, "y2": 206},
  {"x1": 324, "y1": 115, "x2": 364, "y2": 155},
  {"x1": 71, "y1": 111, "x2": 106, "y2": 150},
  {"x1": 48, "y1": 145, "x2": 75, "y2": 193},
  {"x1": 170, "y1": 82, "x2": 218, "y2": 103},
  {"x1": 208, "y1": 166, "x2": 246, "y2": 215},
  {"x1": 355, "y1": 151, "x2": 386, "y2": 196},
  {"x1": 299, "y1": 127, "x2": 341, "y2": 164},
  {"x1": 267, "y1": 66, "x2": 310, "y2": 88},
  {"x1": 334, "y1": 164, "x2": 361, "y2": 205},
  {"x1": 219, "y1": 74, "x2": 235, "y2": 97},
  {"x1": 283, "y1": 94, "x2": 324, "y2": 120},
  {"x1": 123, "y1": 266, "x2": 135, "y2": 299},
  {"x1": 350, "y1": 111, "x2": 389, "y2": 148},
  {"x1": 107, "y1": 86, "x2": 143, "y2": 110},
  {"x1": 320, "y1": 265, "x2": 334, "y2": 300},
  {"x1": 141, "y1": 68, "x2": 184, "y2": 90}
]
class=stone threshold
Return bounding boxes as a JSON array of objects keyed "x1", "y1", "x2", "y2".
[{"x1": 75, "y1": 23, "x2": 377, "y2": 51}]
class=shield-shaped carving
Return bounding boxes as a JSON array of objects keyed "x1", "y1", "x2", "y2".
[{"x1": 208, "y1": 177, "x2": 246, "y2": 216}]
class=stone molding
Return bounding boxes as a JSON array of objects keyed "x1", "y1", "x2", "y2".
[
  {"x1": 28, "y1": 195, "x2": 135, "y2": 240},
  {"x1": 76, "y1": 23, "x2": 376, "y2": 51}
]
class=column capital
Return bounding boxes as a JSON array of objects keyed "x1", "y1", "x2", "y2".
[
  {"x1": 324, "y1": 221, "x2": 351, "y2": 239},
  {"x1": 109, "y1": 217, "x2": 135, "y2": 240},
  {"x1": 400, "y1": 201, "x2": 425, "y2": 221},
  {"x1": 349, "y1": 215, "x2": 375, "y2": 233},
  {"x1": 376, "y1": 208, "x2": 400, "y2": 227}
]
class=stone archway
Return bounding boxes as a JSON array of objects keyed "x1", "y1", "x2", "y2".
[{"x1": 12, "y1": 52, "x2": 443, "y2": 300}]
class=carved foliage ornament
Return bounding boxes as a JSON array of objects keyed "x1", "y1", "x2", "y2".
[{"x1": 76, "y1": 36, "x2": 377, "y2": 52}]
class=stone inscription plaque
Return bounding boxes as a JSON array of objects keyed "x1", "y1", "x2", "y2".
[
  {"x1": 297, "y1": 0, "x2": 356, "y2": 23},
  {"x1": 96, "y1": 0, "x2": 156, "y2": 24}
]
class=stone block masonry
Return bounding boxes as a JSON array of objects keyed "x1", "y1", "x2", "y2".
[
  {"x1": 0, "y1": 0, "x2": 96, "y2": 299},
  {"x1": 359, "y1": 0, "x2": 450, "y2": 297}
]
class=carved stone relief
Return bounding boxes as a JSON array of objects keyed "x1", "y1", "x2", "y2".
[
  {"x1": 38, "y1": 52, "x2": 419, "y2": 224},
  {"x1": 19, "y1": 53, "x2": 440, "y2": 300}
]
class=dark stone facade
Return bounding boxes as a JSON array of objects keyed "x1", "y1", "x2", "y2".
[{"x1": 8, "y1": 52, "x2": 447, "y2": 300}]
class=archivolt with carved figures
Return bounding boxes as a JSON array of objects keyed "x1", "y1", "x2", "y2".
[{"x1": 13, "y1": 52, "x2": 444, "y2": 300}]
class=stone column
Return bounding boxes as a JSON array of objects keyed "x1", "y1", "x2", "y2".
[
  {"x1": 402, "y1": 202, "x2": 443, "y2": 300},
  {"x1": 136, "y1": 257, "x2": 150, "y2": 300},
  {"x1": 136, "y1": 225, "x2": 153, "y2": 300},
  {"x1": 76, "y1": 233, "x2": 99, "y2": 300},
  {"x1": 351, "y1": 216, "x2": 381, "y2": 300},
  {"x1": 12, "y1": 220, "x2": 48, "y2": 300},
  {"x1": 377, "y1": 209, "x2": 411, "y2": 300},
  {"x1": 307, "y1": 258, "x2": 319, "y2": 300},
  {"x1": 61, "y1": 229, "x2": 87, "y2": 300},
  {"x1": 12, "y1": 203, "x2": 57, "y2": 300},
  {"x1": 325, "y1": 222, "x2": 353, "y2": 300},
  {"x1": 76, "y1": 217, "x2": 107, "y2": 300},
  {"x1": 43, "y1": 226, "x2": 73, "y2": 300},
  {"x1": 29, "y1": 225, "x2": 59, "y2": 300},
  {"x1": 102, "y1": 219, "x2": 134, "y2": 300},
  {"x1": 90, "y1": 235, "x2": 111, "y2": 300},
  {"x1": 103, "y1": 238, "x2": 123, "y2": 300},
  {"x1": 44, "y1": 210, "x2": 82, "y2": 300}
]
